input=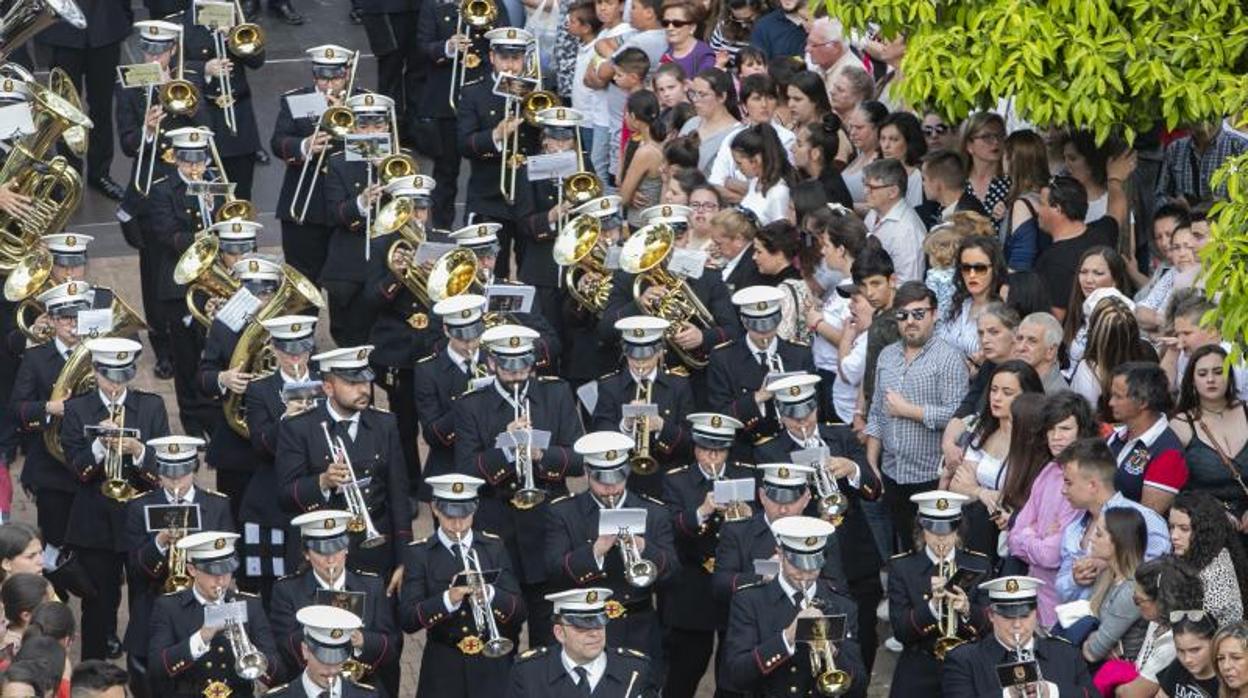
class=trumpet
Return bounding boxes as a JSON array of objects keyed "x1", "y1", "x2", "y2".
[
  {"x1": 213, "y1": 585, "x2": 269, "y2": 680},
  {"x1": 616, "y1": 523, "x2": 656, "y2": 588},
  {"x1": 136, "y1": 29, "x2": 200, "y2": 196},
  {"x1": 320, "y1": 422, "x2": 387, "y2": 549},
  {"x1": 803, "y1": 430, "x2": 849, "y2": 525},
  {"x1": 708, "y1": 462, "x2": 751, "y2": 522},
  {"x1": 455, "y1": 531, "x2": 515, "y2": 658},
  {"x1": 932, "y1": 557, "x2": 965, "y2": 660},
  {"x1": 509, "y1": 385, "x2": 544, "y2": 510},
  {"x1": 805, "y1": 598, "x2": 851, "y2": 696},
  {"x1": 162, "y1": 504, "x2": 192, "y2": 593},
  {"x1": 100, "y1": 403, "x2": 137, "y2": 502},
  {"x1": 629, "y1": 379, "x2": 657, "y2": 476},
  {"x1": 448, "y1": 0, "x2": 497, "y2": 109}
]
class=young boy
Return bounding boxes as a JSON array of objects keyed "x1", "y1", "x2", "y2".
[
  {"x1": 582, "y1": 0, "x2": 630, "y2": 184},
  {"x1": 567, "y1": 1, "x2": 604, "y2": 161},
  {"x1": 610, "y1": 47, "x2": 650, "y2": 174},
  {"x1": 851, "y1": 244, "x2": 898, "y2": 438}
]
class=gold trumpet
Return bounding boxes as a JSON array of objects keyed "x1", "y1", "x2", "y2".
[
  {"x1": 619, "y1": 223, "x2": 715, "y2": 368},
  {"x1": 630, "y1": 378, "x2": 657, "y2": 476},
  {"x1": 806, "y1": 599, "x2": 851, "y2": 695},
  {"x1": 162, "y1": 505, "x2": 192, "y2": 593},
  {"x1": 173, "y1": 235, "x2": 241, "y2": 328},
  {"x1": 448, "y1": 0, "x2": 497, "y2": 109},
  {"x1": 100, "y1": 403, "x2": 137, "y2": 502},
  {"x1": 932, "y1": 558, "x2": 966, "y2": 660}
]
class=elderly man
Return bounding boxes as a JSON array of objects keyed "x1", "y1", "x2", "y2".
[
  {"x1": 862, "y1": 159, "x2": 927, "y2": 283},
  {"x1": 1014, "y1": 313, "x2": 1068, "y2": 394},
  {"x1": 805, "y1": 17, "x2": 861, "y2": 79}
]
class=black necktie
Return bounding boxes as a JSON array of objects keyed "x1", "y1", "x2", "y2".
[
  {"x1": 334, "y1": 419, "x2": 353, "y2": 443},
  {"x1": 574, "y1": 666, "x2": 592, "y2": 696},
  {"x1": 791, "y1": 590, "x2": 804, "y2": 608},
  {"x1": 756, "y1": 351, "x2": 768, "y2": 366},
  {"x1": 317, "y1": 691, "x2": 329, "y2": 698}
]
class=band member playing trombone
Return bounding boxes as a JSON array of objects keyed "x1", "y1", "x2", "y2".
[
  {"x1": 272, "y1": 44, "x2": 355, "y2": 283},
  {"x1": 721, "y1": 515, "x2": 867, "y2": 697},
  {"x1": 400, "y1": 474, "x2": 525, "y2": 696},
  {"x1": 591, "y1": 317, "x2": 695, "y2": 498},
  {"x1": 271, "y1": 511, "x2": 400, "y2": 695},
  {"x1": 545, "y1": 430, "x2": 678, "y2": 677},
  {"x1": 942, "y1": 575, "x2": 1096, "y2": 698},
  {"x1": 887, "y1": 490, "x2": 989, "y2": 696},
  {"x1": 274, "y1": 345, "x2": 413, "y2": 589},
  {"x1": 240, "y1": 314, "x2": 319, "y2": 601},
  {"x1": 266, "y1": 606, "x2": 379, "y2": 698},
  {"x1": 452, "y1": 323, "x2": 583, "y2": 645},
  {"x1": 659, "y1": 412, "x2": 751, "y2": 698},
  {"x1": 505, "y1": 588, "x2": 657, "y2": 698},
  {"x1": 60, "y1": 337, "x2": 171, "y2": 661},
  {"x1": 124, "y1": 436, "x2": 234, "y2": 698},
  {"x1": 148, "y1": 531, "x2": 279, "y2": 698}
]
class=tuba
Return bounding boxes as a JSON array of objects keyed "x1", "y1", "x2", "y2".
[
  {"x1": 222, "y1": 266, "x2": 325, "y2": 438},
  {"x1": 47, "y1": 68, "x2": 87, "y2": 158},
  {"x1": 173, "y1": 235, "x2": 241, "y2": 328},
  {"x1": 0, "y1": 0, "x2": 86, "y2": 61},
  {"x1": 4, "y1": 247, "x2": 53, "y2": 343},
  {"x1": 553, "y1": 214, "x2": 611, "y2": 314},
  {"x1": 619, "y1": 223, "x2": 714, "y2": 368},
  {"x1": 44, "y1": 295, "x2": 148, "y2": 463}
]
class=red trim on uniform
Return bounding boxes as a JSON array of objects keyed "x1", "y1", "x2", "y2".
[{"x1": 370, "y1": 633, "x2": 390, "y2": 667}]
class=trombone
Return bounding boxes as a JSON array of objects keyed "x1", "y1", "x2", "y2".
[
  {"x1": 448, "y1": 0, "x2": 497, "y2": 110},
  {"x1": 454, "y1": 531, "x2": 515, "y2": 658},
  {"x1": 208, "y1": 0, "x2": 265, "y2": 135},
  {"x1": 498, "y1": 37, "x2": 557, "y2": 203},
  {"x1": 136, "y1": 28, "x2": 200, "y2": 196},
  {"x1": 206, "y1": 133, "x2": 256, "y2": 222},
  {"x1": 629, "y1": 379, "x2": 657, "y2": 476},
  {"x1": 319, "y1": 421, "x2": 386, "y2": 549},
  {"x1": 508, "y1": 385, "x2": 544, "y2": 510},
  {"x1": 804, "y1": 599, "x2": 851, "y2": 696},
  {"x1": 290, "y1": 50, "x2": 359, "y2": 223}
]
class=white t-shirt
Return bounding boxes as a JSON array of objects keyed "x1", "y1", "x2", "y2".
[
  {"x1": 572, "y1": 41, "x2": 607, "y2": 128},
  {"x1": 833, "y1": 331, "x2": 867, "y2": 422},
  {"x1": 812, "y1": 292, "x2": 849, "y2": 371},
  {"x1": 605, "y1": 27, "x2": 666, "y2": 175},
  {"x1": 706, "y1": 121, "x2": 797, "y2": 186},
  {"x1": 740, "y1": 179, "x2": 791, "y2": 224}
]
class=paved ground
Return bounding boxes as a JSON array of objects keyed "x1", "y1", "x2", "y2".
[{"x1": 9, "y1": 1, "x2": 900, "y2": 693}]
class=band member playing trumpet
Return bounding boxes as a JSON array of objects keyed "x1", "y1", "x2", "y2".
[
  {"x1": 148, "y1": 531, "x2": 278, "y2": 698},
  {"x1": 756, "y1": 373, "x2": 884, "y2": 673},
  {"x1": 124, "y1": 436, "x2": 234, "y2": 698},
  {"x1": 942, "y1": 575, "x2": 1096, "y2": 698},
  {"x1": 241, "y1": 314, "x2": 319, "y2": 601},
  {"x1": 275, "y1": 345, "x2": 413, "y2": 589},
  {"x1": 266, "y1": 606, "x2": 379, "y2": 698},
  {"x1": 271, "y1": 511, "x2": 400, "y2": 695},
  {"x1": 659, "y1": 412, "x2": 752, "y2": 698},
  {"x1": 452, "y1": 323, "x2": 583, "y2": 645},
  {"x1": 545, "y1": 430, "x2": 678, "y2": 677},
  {"x1": 505, "y1": 588, "x2": 656, "y2": 698},
  {"x1": 400, "y1": 474, "x2": 525, "y2": 696},
  {"x1": 272, "y1": 44, "x2": 354, "y2": 283},
  {"x1": 591, "y1": 317, "x2": 695, "y2": 498},
  {"x1": 721, "y1": 516, "x2": 867, "y2": 697},
  {"x1": 60, "y1": 337, "x2": 171, "y2": 661}
]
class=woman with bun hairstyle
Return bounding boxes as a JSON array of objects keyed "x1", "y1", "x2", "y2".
[
  {"x1": 731, "y1": 122, "x2": 794, "y2": 224},
  {"x1": 793, "y1": 114, "x2": 853, "y2": 208},
  {"x1": 620, "y1": 90, "x2": 667, "y2": 227}
]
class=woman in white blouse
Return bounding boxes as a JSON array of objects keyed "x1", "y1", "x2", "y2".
[
  {"x1": 937, "y1": 235, "x2": 1007, "y2": 363},
  {"x1": 730, "y1": 122, "x2": 794, "y2": 225}
]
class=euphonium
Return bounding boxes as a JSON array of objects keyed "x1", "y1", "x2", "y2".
[
  {"x1": 617, "y1": 525, "x2": 656, "y2": 588},
  {"x1": 619, "y1": 223, "x2": 714, "y2": 368},
  {"x1": 806, "y1": 599, "x2": 851, "y2": 696},
  {"x1": 553, "y1": 214, "x2": 610, "y2": 313},
  {"x1": 221, "y1": 265, "x2": 324, "y2": 438},
  {"x1": 629, "y1": 379, "x2": 657, "y2": 475},
  {"x1": 932, "y1": 558, "x2": 966, "y2": 660},
  {"x1": 47, "y1": 67, "x2": 87, "y2": 158},
  {"x1": 391, "y1": 246, "x2": 478, "y2": 309},
  {"x1": 0, "y1": 0, "x2": 85, "y2": 61},
  {"x1": 173, "y1": 235, "x2": 241, "y2": 328},
  {"x1": 4, "y1": 247, "x2": 53, "y2": 343}
]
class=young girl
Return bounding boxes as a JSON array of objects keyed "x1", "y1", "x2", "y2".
[
  {"x1": 731, "y1": 122, "x2": 792, "y2": 223},
  {"x1": 568, "y1": 0, "x2": 604, "y2": 156},
  {"x1": 619, "y1": 90, "x2": 667, "y2": 226},
  {"x1": 922, "y1": 223, "x2": 964, "y2": 321},
  {"x1": 1159, "y1": 610, "x2": 1220, "y2": 697}
]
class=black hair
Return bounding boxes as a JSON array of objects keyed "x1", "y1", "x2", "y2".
[
  {"x1": 1171, "y1": 492, "x2": 1248, "y2": 595},
  {"x1": 71, "y1": 660, "x2": 130, "y2": 697},
  {"x1": 814, "y1": 205, "x2": 867, "y2": 258},
  {"x1": 568, "y1": 0, "x2": 603, "y2": 32},
  {"x1": 693, "y1": 68, "x2": 740, "y2": 119},
  {"x1": 3, "y1": 661, "x2": 51, "y2": 696},
  {"x1": 730, "y1": 122, "x2": 792, "y2": 192},
  {"x1": 786, "y1": 71, "x2": 832, "y2": 118},
  {"x1": 1045, "y1": 175, "x2": 1089, "y2": 222},
  {"x1": 614, "y1": 47, "x2": 651, "y2": 77},
  {"x1": 1133, "y1": 556, "x2": 1206, "y2": 627},
  {"x1": 626, "y1": 90, "x2": 667, "y2": 142},
  {"x1": 737, "y1": 46, "x2": 766, "y2": 69},
  {"x1": 664, "y1": 101, "x2": 696, "y2": 136},
  {"x1": 850, "y1": 239, "x2": 893, "y2": 284},
  {"x1": 1040, "y1": 390, "x2": 1100, "y2": 448},
  {"x1": 670, "y1": 168, "x2": 708, "y2": 199},
  {"x1": 13, "y1": 636, "x2": 65, "y2": 694},
  {"x1": 0, "y1": 523, "x2": 41, "y2": 584},
  {"x1": 945, "y1": 235, "x2": 1007, "y2": 322},
  {"x1": 1, "y1": 573, "x2": 49, "y2": 626},
  {"x1": 1062, "y1": 130, "x2": 1109, "y2": 187},
  {"x1": 1061, "y1": 245, "x2": 1134, "y2": 347},
  {"x1": 969, "y1": 360, "x2": 1045, "y2": 450},
  {"x1": 879, "y1": 111, "x2": 927, "y2": 166},
  {"x1": 1110, "y1": 361, "x2": 1174, "y2": 414},
  {"x1": 23, "y1": 601, "x2": 75, "y2": 643},
  {"x1": 854, "y1": 99, "x2": 889, "y2": 131},
  {"x1": 1003, "y1": 271, "x2": 1051, "y2": 320},
  {"x1": 739, "y1": 73, "x2": 779, "y2": 103},
  {"x1": 662, "y1": 135, "x2": 700, "y2": 171},
  {"x1": 633, "y1": 0, "x2": 662, "y2": 16},
  {"x1": 1177, "y1": 343, "x2": 1240, "y2": 415},
  {"x1": 893, "y1": 280, "x2": 936, "y2": 309},
  {"x1": 1056, "y1": 437, "x2": 1117, "y2": 486},
  {"x1": 790, "y1": 180, "x2": 828, "y2": 225}
]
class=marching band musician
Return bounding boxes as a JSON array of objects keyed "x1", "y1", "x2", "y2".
[
  {"x1": 6, "y1": 234, "x2": 115, "y2": 363},
  {"x1": 413, "y1": 294, "x2": 490, "y2": 500},
  {"x1": 451, "y1": 323, "x2": 583, "y2": 645},
  {"x1": 266, "y1": 606, "x2": 380, "y2": 698},
  {"x1": 179, "y1": 6, "x2": 266, "y2": 199},
  {"x1": 274, "y1": 345, "x2": 412, "y2": 589},
  {"x1": 590, "y1": 317, "x2": 695, "y2": 498},
  {"x1": 400, "y1": 474, "x2": 526, "y2": 696},
  {"x1": 755, "y1": 373, "x2": 884, "y2": 673},
  {"x1": 271, "y1": 511, "x2": 399, "y2": 695},
  {"x1": 240, "y1": 314, "x2": 320, "y2": 601},
  {"x1": 457, "y1": 27, "x2": 537, "y2": 281},
  {"x1": 505, "y1": 588, "x2": 656, "y2": 698},
  {"x1": 707, "y1": 285, "x2": 814, "y2": 456},
  {"x1": 941, "y1": 575, "x2": 1096, "y2": 698},
  {"x1": 721, "y1": 515, "x2": 867, "y2": 697},
  {"x1": 414, "y1": 0, "x2": 510, "y2": 230},
  {"x1": 560, "y1": 195, "x2": 625, "y2": 391},
  {"x1": 711, "y1": 464, "x2": 848, "y2": 603},
  {"x1": 888, "y1": 490, "x2": 990, "y2": 696},
  {"x1": 365, "y1": 173, "x2": 437, "y2": 494},
  {"x1": 60, "y1": 337, "x2": 171, "y2": 661},
  {"x1": 658, "y1": 412, "x2": 752, "y2": 698},
  {"x1": 321, "y1": 92, "x2": 395, "y2": 347},
  {"x1": 544, "y1": 430, "x2": 678, "y2": 677},
  {"x1": 272, "y1": 44, "x2": 355, "y2": 283},
  {"x1": 198, "y1": 248, "x2": 277, "y2": 527},
  {"x1": 147, "y1": 531, "x2": 279, "y2": 698},
  {"x1": 123, "y1": 435, "x2": 234, "y2": 698},
  {"x1": 145, "y1": 125, "x2": 220, "y2": 438}
]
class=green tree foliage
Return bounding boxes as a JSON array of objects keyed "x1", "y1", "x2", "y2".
[{"x1": 1203, "y1": 145, "x2": 1248, "y2": 361}]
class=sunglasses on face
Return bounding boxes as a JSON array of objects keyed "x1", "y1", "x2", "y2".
[
  {"x1": 922, "y1": 124, "x2": 950, "y2": 136},
  {"x1": 960, "y1": 263, "x2": 991, "y2": 275},
  {"x1": 893, "y1": 307, "x2": 935, "y2": 322},
  {"x1": 662, "y1": 18, "x2": 694, "y2": 27}
]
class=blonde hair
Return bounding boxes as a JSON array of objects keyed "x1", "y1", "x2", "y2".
[
  {"x1": 710, "y1": 208, "x2": 757, "y2": 242},
  {"x1": 923, "y1": 224, "x2": 967, "y2": 268}
]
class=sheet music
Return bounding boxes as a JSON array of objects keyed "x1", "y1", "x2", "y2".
[
  {"x1": 285, "y1": 91, "x2": 328, "y2": 120},
  {"x1": 0, "y1": 103, "x2": 35, "y2": 140},
  {"x1": 214, "y1": 287, "x2": 263, "y2": 333},
  {"x1": 598, "y1": 508, "x2": 648, "y2": 536},
  {"x1": 203, "y1": 600, "x2": 249, "y2": 626}
]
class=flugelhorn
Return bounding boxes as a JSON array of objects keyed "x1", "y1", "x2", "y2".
[
  {"x1": 629, "y1": 378, "x2": 657, "y2": 475},
  {"x1": 619, "y1": 223, "x2": 715, "y2": 368},
  {"x1": 320, "y1": 422, "x2": 387, "y2": 548},
  {"x1": 162, "y1": 504, "x2": 192, "y2": 593},
  {"x1": 448, "y1": 0, "x2": 497, "y2": 109},
  {"x1": 803, "y1": 428, "x2": 849, "y2": 525}
]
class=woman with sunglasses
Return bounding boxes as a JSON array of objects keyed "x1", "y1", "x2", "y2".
[
  {"x1": 938, "y1": 235, "x2": 1007, "y2": 362},
  {"x1": 1171, "y1": 345, "x2": 1248, "y2": 531},
  {"x1": 708, "y1": 0, "x2": 765, "y2": 65},
  {"x1": 1158, "y1": 607, "x2": 1221, "y2": 698},
  {"x1": 659, "y1": 0, "x2": 715, "y2": 76},
  {"x1": 959, "y1": 112, "x2": 1011, "y2": 226},
  {"x1": 1169, "y1": 491, "x2": 1248, "y2": 626},
  {"x1": 677, "y1": 68, "x2": 741, "y2": 173},
  {"x1": 922, "y1": 110, "x2": 959, "y2": 151},
  {"x1": 1217, "y1": 622, "x2": 1248, "y2": 697}
]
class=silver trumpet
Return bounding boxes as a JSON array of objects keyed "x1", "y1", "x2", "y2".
[
  {"x1": 509, "y1": 385, "x2": 544, "y2": 510},
  {"x1": 213, "y1": 585, "x2": 269, "y2": 680},
  {"x1": 455, "y1": 532, "x2": 515, "y2": 658},
  {"x1": 320, "y1": 421, "x2": 387, "y2": 548},
  {"x1": 804, "y1": 429, "x2": 849, "y2": 525},
  {"x1": 616, "y1": 524, "x2": 656, "y2": 588}
]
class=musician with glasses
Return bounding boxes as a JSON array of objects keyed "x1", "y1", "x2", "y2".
[
  {"x1": 942, "y1": 575, "x2": 1096, "y2": 697},
  {"x1": 272, "y1": 44, "x2": 357, "y2": 283},
  {"x1": 400, "y1": 474, "x2": 525, "y2": 696},
  {"x1": 452, "y1": 323, "x2": 583, "y2": 646},
  {"x1": 265, "y1": 606, "x2": 378, "y2": 698},
  {"x1": 721, "y1": 515, "x2": 867, "y2": 697},
  {"x1": 275, "y1": 345, "x2": 413, "y2": 594},
  {"x1": 887, "y1": 490, "x2": 989, "y2": 696},
  {"x1": 545, "y1": 430, "x2": 678, "y2": 679},
  {"x1": 148, "y1": 531, "x2": 278, "y2": 698},
  {"x1": 590, "y1": 317, "x2": 695, "y2": 498},
  {"x1": 124, "y1": 435, "x2": 233, "y2": 698},
  {"x1": 659, "y1": 412, "x2": 752, "y2": 698},
  {"x1": 240, "y1": 314, "x2": 319, "y2": 602},
  {"x1": 270, "y1": 511, "x2": 399, "y2": 695},
  {"x1": 506, "y1": 587, "x2": 656, "y2": 698},
  {"x1": 60, "y1": 337, "x2": 170, "y2": 661}
]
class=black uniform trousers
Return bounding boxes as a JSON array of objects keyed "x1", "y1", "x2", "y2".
[
  {"x1": 138, "y1": 248, "x2": 170, "y2": 363},
  {"x1": 221, "y1": 153, "x2": 257, "y2": 203},
  {"x1": 78, "y1": 548, "x2": 125, "y2": 660},
  {"x1": 49, "y1": 42, "x2": 120, "y2": 179},
  {"x1": 281, "y1": 220, "x2": 333, "y2": 285},
  {"x1": 158, "y1": 299, "x2": 210, "y2": 437},
  {"x1": 663, "y1": 627, "x2": 733, "y2": 698},
  {"x1": 362, "y1": 11, "x2": 423, "y2": 130},
  {"x1": 373, "y1": 365, "x2": 420, "y2": 496},
  {"x1": 883, "y1": 474, "x2": 939, "y2": 554},
  {"x1": 425, "y1": 118, "x2": 460, "y2": 229}
]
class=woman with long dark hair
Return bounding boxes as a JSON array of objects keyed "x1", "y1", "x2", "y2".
[
  {"x1": 1000, "y1": 129, "x2": 1051, "y2": 270},
  {"x1": 677, "y1": 67, "x2": 741, "y2": 173},
  {"x1": 1105, "y1": 556, "x2": 1206, "y2": 698},
  {"x1": 0, "y1": 524, "x2": 44, "y2": 584},
  {"x1": 0, "y1": 574, "x2": 50, "y2": 664},
  {"x1": 1156, "y1": 608, "x2": 1220, "y2": 697},
  {"x1": 731, "y1": 123, "x2": 793, "y2": 223},
  {"x1": 938, "y1": 235, "x2": 1007, "y2": 361},
  {"x1": 1063, "y1": 245, "x2": 1134, "y2": 364},
  {"x1": 1169, "y1": 491, "x2": 1248, "y2": 626},
  {"x1": 1171, "y1": 344, "x2": 1248, "y2": 528},
  {"x1": 620, "y1": 90, "x2": 667, "y2": 227},
  {"x1": 792, "y1": 115, "x2": 853, "y2": 207},
  {"x1": 784, "y1": 70, "x2": 833, "y2": 132},
  {"x1": 751, "y1": 221, "x2": 815, "y2": 343}
]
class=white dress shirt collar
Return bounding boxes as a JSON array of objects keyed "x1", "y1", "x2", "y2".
[{"x1": 560, "y1": 649, "x2": 607, "y2": 692}]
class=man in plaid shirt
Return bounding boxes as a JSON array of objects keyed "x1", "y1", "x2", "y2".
[
  {"x1": 865, "y1": 281, "x2": 968, "y2": 553},
  {"x1": 1155, "y1": 120, "x2": 1248, "y2": 207}
]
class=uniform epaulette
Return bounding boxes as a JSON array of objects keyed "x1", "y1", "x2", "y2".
[
  {"x1": 735, "y1": 579, "x2": 766, "y2": 592},
  {"x1": 275, "y1": 571, "x2": 302, "y2": 582},
  {"x1": 613, "y1": 646, "x2": 648, "y2": 659},
  {"x1": 151, "y1": 175, "x2": 168, "y2": 186},
  {"x1": 348, "y1": 680, "x2": 376, "y2": 691},
  {"x1": 199, "y1": 487, "x2": 228, "y2": 498},
  {"x1": 368, "y1": 405, "x2": 391, "y2": 414},
  {"x1": 889, "y1": 551, "x2": 914, "y2": 560},
  {"x1": 549, "y1": 493, "x2": 573, "y2": 505},
  {"x1": 353, "y1": 569, "x2": 380, "y2": 577},
  {"x1": 537, "y1": 375, "x2": 562, "y2": 383},
  {"x1": 753, "y1": 435, "x2": 776, "y2": 446},
  {"x1": 733, "y1": 461, "x2": 756, "y2": 470},
  {"x1": 712, "y1": 339, "x2": 735, "y2": 351},
  {"x1": 962, "y1": 549, "x2": 989, "y2": 558},
  {"x1": 599, "y1": 370, "x2": 620, "y2": 380},
  {"x1": 263, "y1": 682, "x2": 290, "y2": 695},
  {"x1": 235, "y1": 590, "x2": 260, "y2": 598},
  {"x1": 416, "y1": 353, "x2": 436, "y2": 364},
  {"x1": 408, "y1": 535, "x2": 432, "y2": 546},
  {"x1": 516, "y1": 645, "x2": 548, "y2": 662},
  {"x1": 479, "y1": 530, "x2": 501, "y2": 539},
  {"x1": 665, "y1": 365, "x2": 690, "y2": 377},
  {"x1": 640, "y1": 493, "x2": 665, "y2": 507},
  {"x1": 665, "y1": 464, "x2": 688, "y2": 475},
  {"x1": 161, "y1": 588, "x2": 183, "y2": 596}
]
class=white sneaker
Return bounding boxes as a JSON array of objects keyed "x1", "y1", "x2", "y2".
[
  {"x1": 876, "y1": 598, "x2": 889, "y2": 622},
  {"x1": 884, "y1": 636, "x2": 903, "y2": 652}
]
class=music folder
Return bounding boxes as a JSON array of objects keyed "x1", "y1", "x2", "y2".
[
  {"x1": 598, "y1": 508, "x2": 647, "y2": 537},
  {"x1": 314, "y1": 589, "x2": 367, "y2": 619},
  {"x1": 143, "y1": 503, "x2": 203, "y2": 533},
  {"x1": 795, "y1": 614, "x2": 847, "y2": 643},
  {"x1": 712, "y1": 478, "x2": 755, "y2": 506},
  {"x1": 449, "y1": 567, "x2": 502, "y2": 590},
  {"x1": 996, "y1": 659, "x2": 1040, "y2": 688}
]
